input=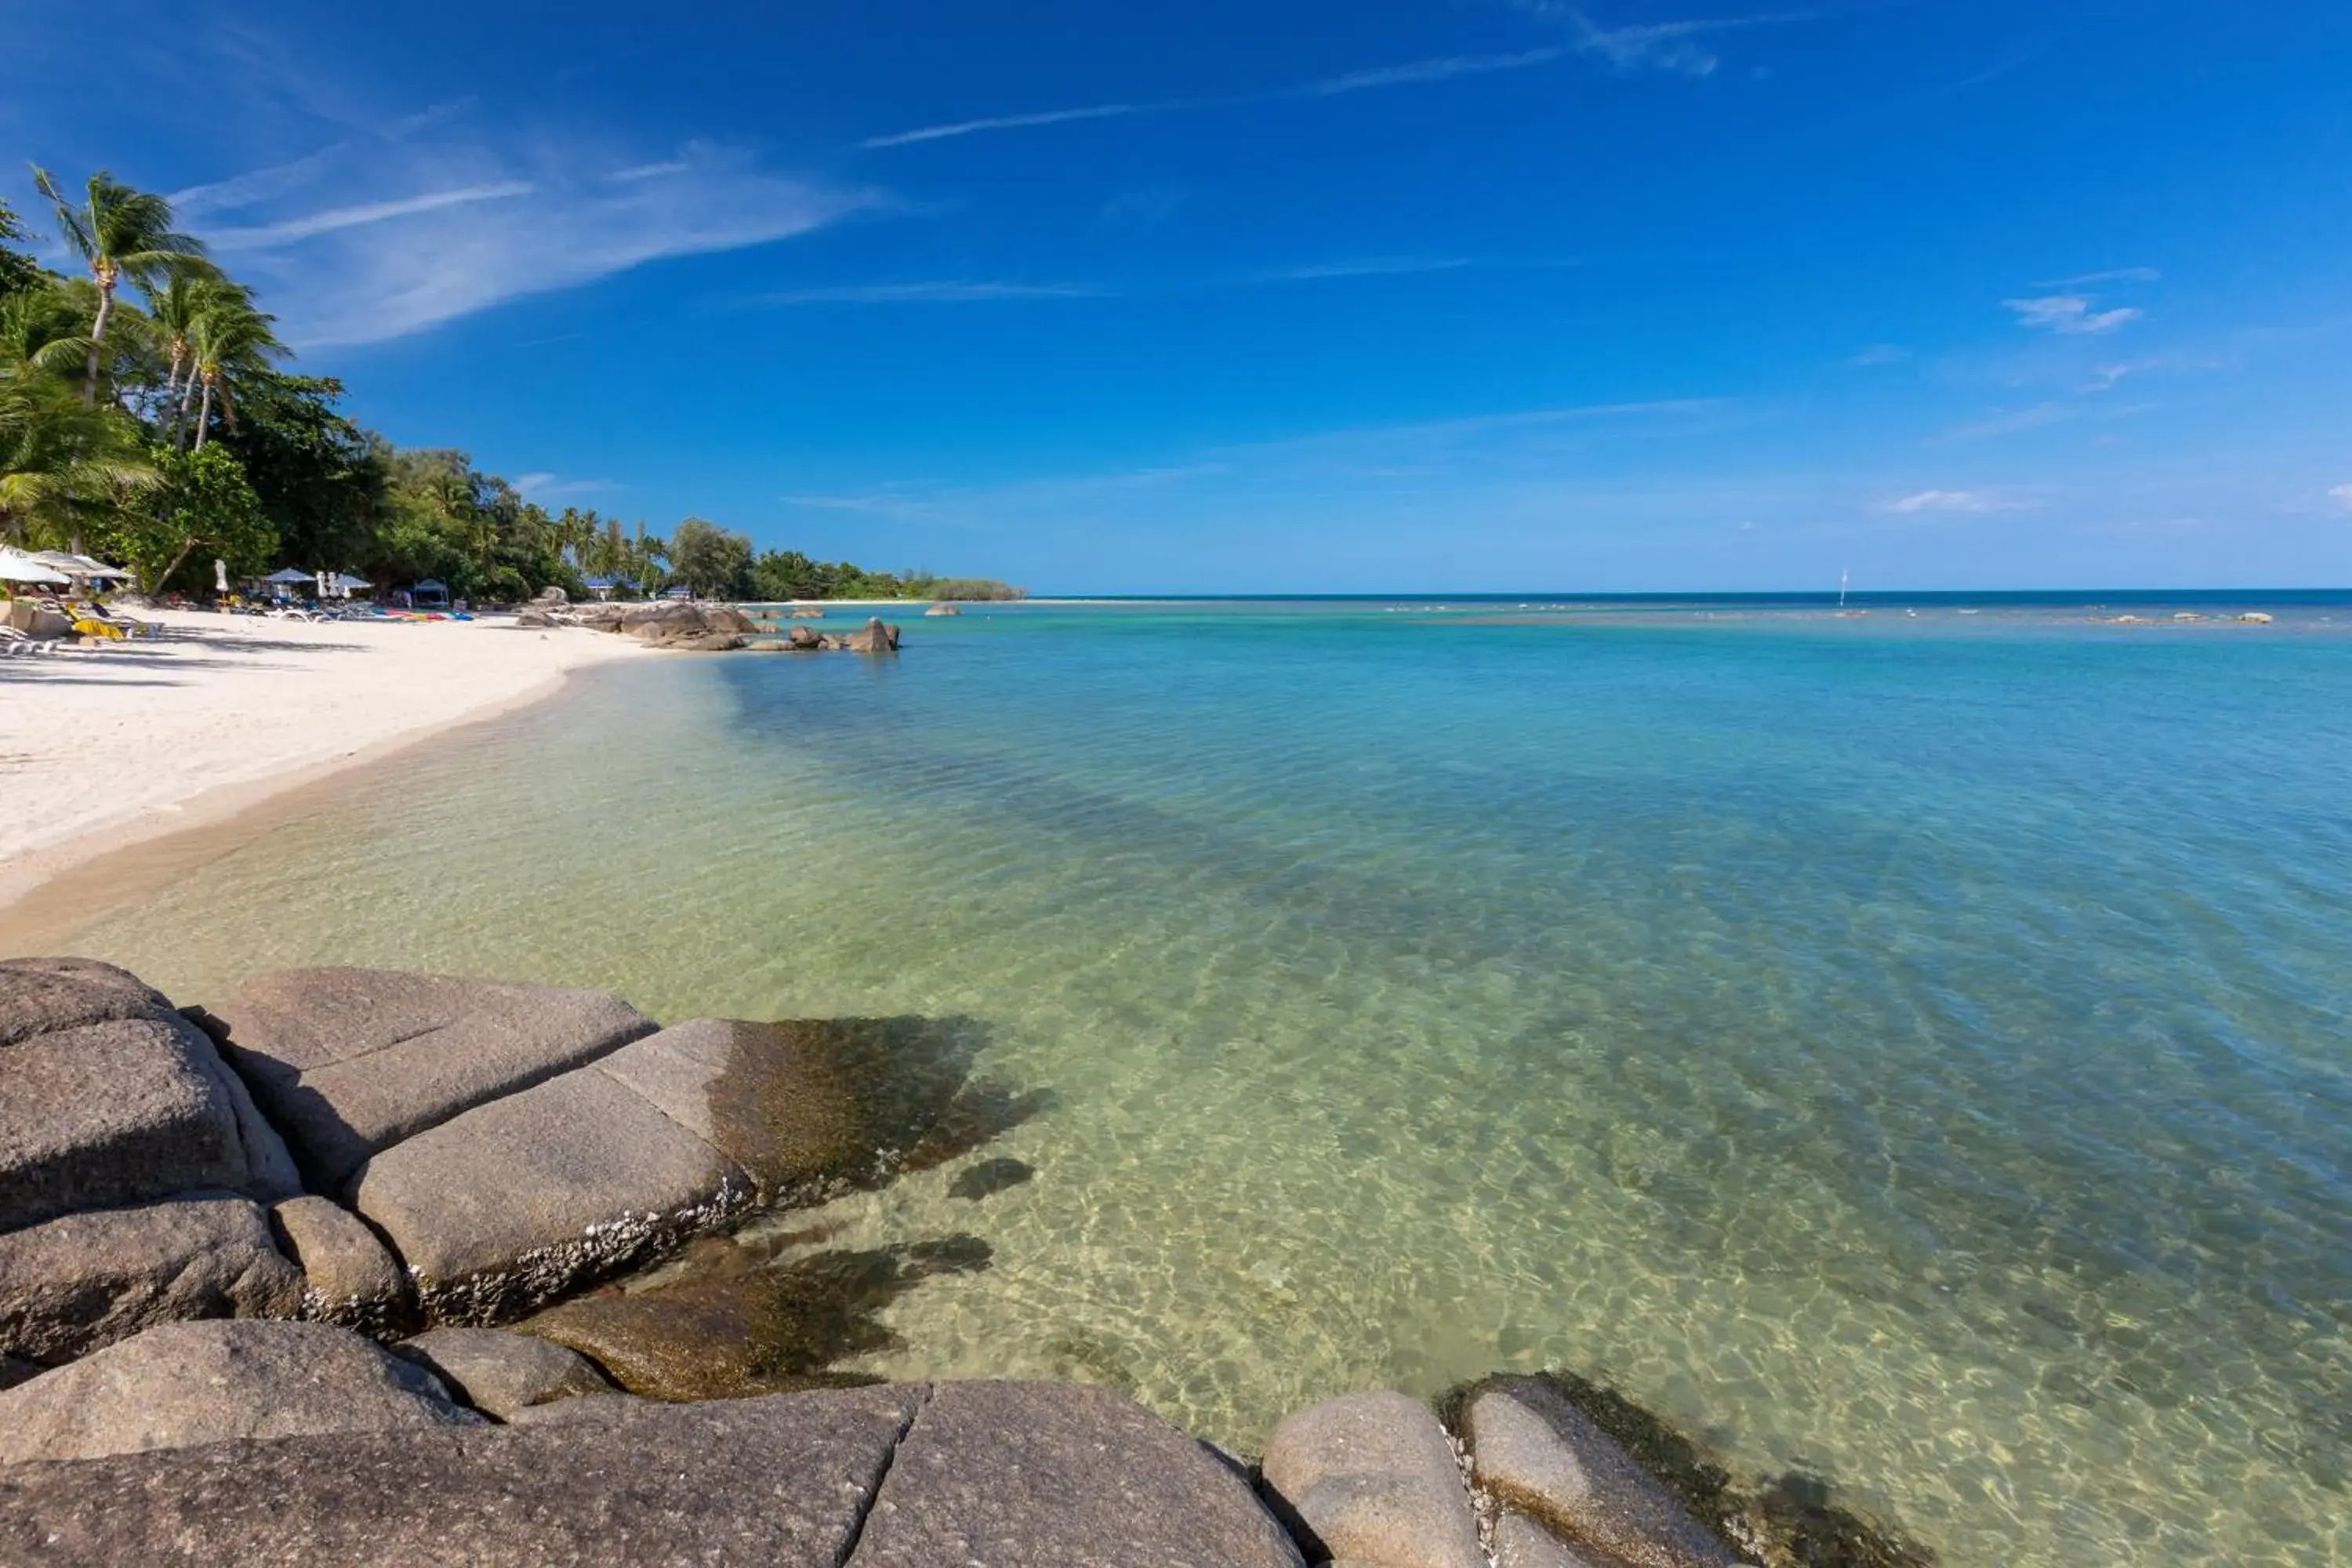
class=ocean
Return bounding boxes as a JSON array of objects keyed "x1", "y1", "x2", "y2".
[{"x1": 33, "y1": 594, "x2": 2351, "y2": 1566}]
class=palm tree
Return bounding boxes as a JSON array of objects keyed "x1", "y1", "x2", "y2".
[
  {"x1": 0, "y1": 365, "x2": 157, "y2": 546},
  {"x1": 186, "y1": 291, "x2": 285, "y2": 450},
  {"x1": 147, "y1": 268, "x2": 230, "y2": 437},
  {"x1": 28, "y1": 168, "x2": 208, "y2": 407}
]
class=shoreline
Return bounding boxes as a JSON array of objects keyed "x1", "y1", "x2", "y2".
[{"x1": 0, "y1": 610, "x2": 649, "y2": 923}]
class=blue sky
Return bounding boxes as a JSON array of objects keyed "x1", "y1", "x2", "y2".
[{"x1": 7, "y1": 1, "x2": 2350, "y2": 591}]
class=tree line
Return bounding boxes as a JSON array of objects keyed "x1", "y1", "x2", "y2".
[{"x1": 0, "y1": 169, "x2": 1019, "y2": 604}]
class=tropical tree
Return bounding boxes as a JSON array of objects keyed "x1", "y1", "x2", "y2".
[
  {"x1": 670, "y1": 517, "x2": 753, "y2": 599},
  {"x1": 0, "y1": 198, "x2": 41, "y2": 298},
  {"x1": 27, "y1": 168, "x2": 208, "y2": 406},
  {"x1": 86, "y1": 443, "x2": 274, "y2": 593},
  {"x1": 185, "y1": 289, "x2": 284, "y2": 449},
  {"x1": 147, "y1": 268, "x2": 239, "y2": 439}
]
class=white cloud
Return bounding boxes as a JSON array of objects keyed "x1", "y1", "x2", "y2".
[
  {"x1": 751, "y1": 281, "x2": 1105, "y2": 305},
  {"x1": 608, "y1": 160, "x2": 691, "y2": 182},
  {"x1": 206, "y1": 183, "x2": 536, "y2": 249},
  {"x1": 1309, "y1": 48, "x2": 1564, "y2": 94},
  {"x1": 2005, "y1": 294, "x2": 2142, "y2": 335},
  {"x1": 1513, "y1": 6, "x2": 1816, "y2": 78},
  {"x1": 860, "y1": 103, "x2": 1143, "y2": 149},
  {"x1": 858, "y1": 47, "x2": 1566, "y2": 149},
  {"x1": 1884, "y1": 489, "x2": 2038, "y2": 515},
  {"x1": 1260, "y1": 257, "x2": 1476, "y2": 282},
  {"x1": 514, "y1": 473, "x2": 615, "y2": 503},
  {"x1": 2035, "y1": 267, "x2": 2160, "y2": 288},
  {"x1": 1849, "y1": 343, "x2": 1908, "y2": 367},
  {"x1": 2330, "y1": 483, "x2": 2352, "y2": 512},
  {"x1": 186, "y1": 139, "x2": 880, "y2": 346}
]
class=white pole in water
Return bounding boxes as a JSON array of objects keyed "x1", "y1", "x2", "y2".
[{"x1": 1838, "y1": 568, "x2": 1849, "y2": 609}]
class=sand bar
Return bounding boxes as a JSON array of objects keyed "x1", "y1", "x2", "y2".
[{"x1": 0, "y1": 610, "x2": 648, "y2": 912}]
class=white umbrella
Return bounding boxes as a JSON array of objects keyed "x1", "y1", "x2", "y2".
[
  {"x1": 0, "y1": 548, "x2": 70, "y2": 586},
  {"x1": 214, "y1": 558, "x2": 229, "y2": 593}
]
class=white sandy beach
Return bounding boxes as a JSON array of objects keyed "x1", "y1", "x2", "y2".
[{"x1": 0, "y1": 609, "x2": 648, "y2": 909}]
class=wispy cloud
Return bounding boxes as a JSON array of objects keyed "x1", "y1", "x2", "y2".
[
  {"x1": 1883, "y1": 489, "x2": 2038, "y2": 515},
  {"x1": 1310, "y1": 48, "x2": 1564, "y2": 94},
  {"x1": 2005, "y1": 294, "x2": 2143, "y2": 336},
  {"x1": 858, "y1": 47, "x2": 1566, "y2": 149},
  {"x1": 1849, "y1": 343, "x2": 1908, "y2": 367},
  {"x1": 2035, "y1": 267, "x2": 2160, "y2": 288},
  {"x1": 186, "y1": 138, "x2": 881, "y2": 345},
  {"x1": 514, "y1": 473, "x2": 616, "y2": 503},
  {"x1": 207, "y1": 183, "x2": 536, "y2": 250},
  {"x1": 170, "y1": 144, "x2": 352, "y2": 217},
  {"x1": 861, "y1": 103, "x2": 1144, "y2": 150},
  {"x1": 750, "y1": 281, "x2": 1106, "y2": 305},
  {"x1": 1258, "y1": 257, "x2": 1478, "y2": 282},
  {"x1": 2330, "y1": 483, "x2": 2352, "y2": 512},
  {"x1": 1514, "y1": 5, "x2": 1817, "y2": 78},
  {"x1": 608, "y1": 160, "x2": 691, "y2": 182}
]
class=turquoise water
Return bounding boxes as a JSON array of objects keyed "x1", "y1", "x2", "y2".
[{"x1": 32, "y1": 598, "x2": 2352, "y2": 1566}]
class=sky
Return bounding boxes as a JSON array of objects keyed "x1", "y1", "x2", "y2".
[{"x1": 5, "y1": 0, "x2": 2350, "y2": 592}]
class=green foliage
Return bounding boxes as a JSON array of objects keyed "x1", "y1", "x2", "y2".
[
  {"x1": 0, "y1": 198, "x2": 41, "y2": 299},
  {"x1": 671, "y1": 517, "x2": 754, "y2": 598},
  {"x1": 85, "y1": 445, "x2": 274, "y2": 593},
  {"x1": 217, "y1": 374, "x2": 383, "y2": 572}
]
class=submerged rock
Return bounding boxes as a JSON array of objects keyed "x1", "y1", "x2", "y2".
[
  {"x1": 0, "y1": 1319, "x2": 478, "y2": 1464},
  {"x1": 948, "y1": 1156, "x2": 1034, "y2": 1201},
  {"x1": 523, "y1": 1234, "x2": 991, "y2": 1401}
]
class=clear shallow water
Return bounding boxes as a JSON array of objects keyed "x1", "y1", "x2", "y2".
[{"x1": 27, "y1": 599, "x2": 2352, "y2": 1566}]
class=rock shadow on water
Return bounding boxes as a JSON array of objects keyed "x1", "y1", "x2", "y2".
[
  {"x1": 686, "y1": 1014, "x2": 1056, "y2": 1206},
  {"x1": 1437, "y1": 1369, "x2": 1938, "y2": 1568},
  {"x1": 514, "y1": 1013, "x2": 1055, "y2": 1399},
  {"x1": 523, "y1": 1234, "x2": 995, "y2": 1402}
]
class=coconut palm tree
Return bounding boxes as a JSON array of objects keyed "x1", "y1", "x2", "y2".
[
  {"x1": 147, "y1": 268, "x2": 223, "y2": 424},
  {"x1": 27, "y1": 167, "x2": 208, "y2": 407},
  {"x1": 0, "y1": 365, "x2": 157, "y2": 546},
  {"x1": 186, "y1": 291, "x2": 285, "y2": 450}
]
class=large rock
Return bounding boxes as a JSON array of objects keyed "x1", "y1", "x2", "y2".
[
  {"x1": 1495, "y1": 1509, "x2": 1611, "y2": 1568},
  {"x1": 0, "y1": 1319, "x2": 478, "y2": 1464},
  {"x1": 0, "y1": 956, "x2": 178, "y2": 1046},
  {"x1": 347, "y1": 1064, "x2": 752, "y2": 1323},
  {"x1": 856, "y1": 1381, "x2": 1305, "y2": 1567},
  {"x1": 1463, "y1": 1377, "x2": 1739, "y2": 1568},
  {"x1": 0, "y1": 1193, "x2": 306, "y2": 1363},
  {"x1": 1, "y1": 1017, "x2": 254, "y2": 1230},
  {"x1": 0, "y1": 958, "x2": 296, "y2": 1225},
  {"x1": 843, "y1": 615, "x2": 901, "y2": 653},
  {"x1": 0, "y1": 1384, "x2": 924, "y2": 1563},
  {"x1": 1261, "y1": 1391, "x2": 1484, "y2": 1568},
  {"x1": 217, "y1": 967, "x2": 658, "y2": 1189},
  {"x1": 787, "y1": 623, "x2": 822, "y2": 648},
  {"x1": 395, "y1": 1327, "x2": 610, "y2": 1419},
  {"x1": 270, "y1": 1196, "x2": 411, "y2": 1331}
]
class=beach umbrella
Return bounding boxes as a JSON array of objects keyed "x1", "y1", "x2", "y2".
[
  {"x1": 328, "y1": 573, "x2": 370, "y2": 592},
  {"x1": 0, "y1": 548, "x2": 70, "y2": 586},
  {"x1": 260, "y1": 568, "x2": 313, "y2": 585}
]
